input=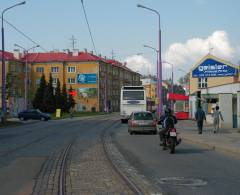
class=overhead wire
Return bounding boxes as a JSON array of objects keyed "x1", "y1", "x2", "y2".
[
  {"x1": 0, "y1": 17, "x2": 47, "y2": 52},
  {"x1": 80, "y1": 0, "x2": 98, "y2": 55}
]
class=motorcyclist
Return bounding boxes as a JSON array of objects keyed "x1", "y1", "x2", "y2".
[{"x1": 158, "y1": 108, "x2": 177, "y2": 146}]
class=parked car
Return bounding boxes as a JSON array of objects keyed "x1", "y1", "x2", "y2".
[
  {"x1": 18, "y1": 109, "x2": 51, "y2": 121},
  {"x1": 128, "y1": 111, "x2": 157, "y2": 134}
]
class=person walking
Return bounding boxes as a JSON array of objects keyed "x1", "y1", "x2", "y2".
[
  {"x1": 212, "y1": 106, "x2": 224, "y2": 133},
  {"x1": 195, "y1": 106, "x2": 206, "y2": 134}
]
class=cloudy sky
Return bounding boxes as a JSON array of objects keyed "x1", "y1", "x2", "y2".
[{"x1": 2, "y1": 0, "x2": 240, "y2": 82}]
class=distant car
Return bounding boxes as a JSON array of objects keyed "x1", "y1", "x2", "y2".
[
  {"x1": 18, "y1": 109, "x2": 51, "y2": 121},
  {"x1": 128, "y1": 111, "x2": 157, "y2": 134}
]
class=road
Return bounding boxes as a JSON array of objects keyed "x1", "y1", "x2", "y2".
[
  {"x1": 114, "y1": 121, "x2": 240, "y2": 195},
  {"x1": 0, "y1": 115, "x2": 240, "y2": 195}
]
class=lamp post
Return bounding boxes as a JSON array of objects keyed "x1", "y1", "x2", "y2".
[
  {"x1": 143, "y1": 44, "x2": 159, "y2": 111},
  {"x1": 14, "y1": 44, "x2": 39, "y2": 110},
  {"x1": 137, "y1": 4, "x2": 162, "y2": 119},
  {"x1": 163, "y1": 61, "x2": 174, "y2": 109},
  {"x1": 178, "y1": 68, "x2": 190, "y2": 95},
  {"x1": 1, "y1": 1, "x2": 26, "y2": 123}
]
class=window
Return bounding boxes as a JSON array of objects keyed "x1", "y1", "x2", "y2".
[
  {"x1": 51, "y1": 67, "x2": 59, "y2": 73},
  {"x1": 68, "y1": 66, "x2": 76, "y2": 73},
  {"x1": 36, "y1": 78, "x2": 41, "y2": 85},
  {"x1": 36, "y1": 67, "x2": 44, "y2": 73},
  {"x1": 123, "y1": 91, "x2": 144, "y2": 100},
  {"x1": 52, "y1": 78, "x2": 59, "y2": 84},
  {"x1": 198, "y1": 77, "x2": 208, "y2": 88},
  {"x1": 68, "y1": 78, "x2": 76, "y2": 84}
]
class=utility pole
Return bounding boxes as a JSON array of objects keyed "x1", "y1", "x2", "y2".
[{"x1": 70, "y1": 35, "x2": 77, "y2": 50}]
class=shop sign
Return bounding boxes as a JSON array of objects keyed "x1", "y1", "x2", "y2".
[
  {"x1": 192, "y1": 58, "x2": 238, "y2": 78},
  {"x1": 77, "y1": 74, "x2": 97, "y2": 84}
]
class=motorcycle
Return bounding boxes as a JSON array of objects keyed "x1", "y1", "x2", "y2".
[{"x1": 157, "y1": 122, "x2": 181, "y2": 154}]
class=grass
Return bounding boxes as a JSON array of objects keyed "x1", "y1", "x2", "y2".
[{"x1": 51, "y1": 111, "x2": 106, "y2": 120}]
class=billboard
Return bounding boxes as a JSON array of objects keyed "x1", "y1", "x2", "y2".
[
  {"x1": 77, "y1": 74, "x2": 97, "y2": 84},
  {"x1": 192, "y1": 58, "x2": 238, "y2": 78},
  {"x1": 78, "y1": 88, "x2": 97, "y2": 98}
]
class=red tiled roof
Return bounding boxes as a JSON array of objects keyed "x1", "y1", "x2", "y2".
[
  {"x1": 1, "y1": 50, "x2": 139, "y2": 74},
  {"x1": 0, "y1": 51, "x2": 16, "y2": 60}
]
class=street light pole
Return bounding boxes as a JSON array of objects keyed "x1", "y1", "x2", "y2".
[
  {"x1": 14, "y1": 44, "x2": 39, "y2": 110},
  {"x1": 137, "y1": 4, "x2": 162, "y2": 119},
  {"x1": 163, "y1": 61, "x2": 174, "y2": 110},
  {"x1": 143, "y1": 44, "x2": 159, "y2": 111},
  {"x1": 178, "y1": 68, "x2": 190, "y2": 95},
  {"x1": 1, "y1": 1, "x2": 26, "y2": 123}
]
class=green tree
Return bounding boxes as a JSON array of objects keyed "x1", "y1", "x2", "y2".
[
  {"x1": 33, "y1": 74, "x2": 47, "y2": 110},
  {"x1": 67, "y1": 86, "x2": 76, "y2": 111},
  {"x1": 55, "y1": 80, "x2": 62, "y2": 109},
  {"x1": 61, "y1": 84, "x2": 68, "y2": 112},
  {"x1": 42, "y1": 74, "x2": 55, "y2": 113}
]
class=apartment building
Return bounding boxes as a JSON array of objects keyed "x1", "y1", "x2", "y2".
[{"x1": 1, "y1": 50, "x2": 141, "y2": 114}]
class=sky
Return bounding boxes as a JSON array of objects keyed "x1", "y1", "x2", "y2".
[{"x1": 1, "y1": 0, "x2": 240, "y2": 82}]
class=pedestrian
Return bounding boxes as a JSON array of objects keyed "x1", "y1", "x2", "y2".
[
  {"x1": 212, "y1": 106, "x2": 224, "y2": 133},
  {"x1": 195, "y1": 106, "x2": 206, "y2": 134}
]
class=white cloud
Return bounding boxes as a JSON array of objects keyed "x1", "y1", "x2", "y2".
[
  {"x1": 164, "y1": 30, "x2": 236, "y2": 69},
  {"x1": 124, "y1": 55, "x2": 155, "y2": 75}
]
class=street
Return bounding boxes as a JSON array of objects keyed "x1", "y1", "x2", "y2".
[{"x1": 0, "y1": 115, "x2": 240, "y2": 195}]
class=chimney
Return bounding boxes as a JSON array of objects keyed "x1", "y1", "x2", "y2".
[
  {"x1": 123, "y1": 62, "x2": 127, "y2": 66},
  {"x1": 90, "y1": 50, "x2": 93, "y2": 54},
  {"x1": 84, "y1": 48, "x2": 88, "y2": 53},
  {"x1": 73, "y1": 49, "x2": 79, "y2": 56},
  {"x1": 13, "y1": 49, "x2": 21, "y2": 60}
]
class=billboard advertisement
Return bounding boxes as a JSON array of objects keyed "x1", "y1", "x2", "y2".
[
  {"x1": 78, "y1": 88, "x2": 97, "y2": 98},
  {"x1": 192, "y1": 58, "x2": 238, "y2": 78},
  {"x1": 77, "y1": 74, "x2": 97, "y2": 84}
]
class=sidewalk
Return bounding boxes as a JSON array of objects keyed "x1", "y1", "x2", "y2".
[{"x1": 176, "y1": 120, "x2": 240, "y2": 156}]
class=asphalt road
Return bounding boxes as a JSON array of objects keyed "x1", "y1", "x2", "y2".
[
  {"x1": 113, "y1": 122, "x2": 240, "y2": 195},
  {"x1": 1, "y1": 115, "x2": 240, "y2": 195}
]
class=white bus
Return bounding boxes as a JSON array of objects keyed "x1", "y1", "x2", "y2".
[{"x1": 120, "y1": 86, "x2": 147, "y2": 122}]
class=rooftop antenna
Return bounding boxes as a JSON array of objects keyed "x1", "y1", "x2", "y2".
[
  {"x1": 111, "y1": 50, "x2": 116, "y2": 59},
  {"x1": 208, "y1": 42, "x2": 214, "y2": 55},
  {"x1": 70, "y1": 35, "x2": 77, "y2": 50}
]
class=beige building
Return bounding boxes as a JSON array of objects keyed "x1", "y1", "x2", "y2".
[
  {"x1": 1, "y1": 50, "x2": 141, "y2": 114},
  {"x1": 189, "y1": 54, "x2": 240, "y2": 128}
]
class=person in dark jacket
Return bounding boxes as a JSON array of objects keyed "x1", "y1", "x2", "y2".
[
  {"x1": 195, "y1": 106, "x2": 206, "y2": 134},
  {"x1": 159, "y1": 108, "x2": 177, "y2": 146}
]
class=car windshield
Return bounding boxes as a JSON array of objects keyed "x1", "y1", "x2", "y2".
[{"x1": 134, "y1": 112, "x2": 153, "y2": 120}]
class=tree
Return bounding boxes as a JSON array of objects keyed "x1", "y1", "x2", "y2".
[
  {"x1": 55, "y1": 80, "x2": 62, "y2": 109},
  {"x1": 42, "y1": 74, "x2": 55, "y2": 113},
  {"x1": 67, "y1": 86, "x2": 76, "y2": 111},
  {"x1": 33, "y1": 74, "x2": 47, "y2": 110},
  {"x1": 61, "y1": 84, "x2": 68, "y2": 112}
]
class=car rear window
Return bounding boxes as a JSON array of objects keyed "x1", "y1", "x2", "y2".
[{"x1": 134, "y1": 113, "x2": 153, "y2": 120}]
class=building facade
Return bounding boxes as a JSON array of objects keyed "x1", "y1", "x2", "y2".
[
  {"x1": 1, "y1": 50, "x2": 141, "y2": 114},
  {"x1": 189, "y1": 54, "x2": 240, "y2": 128}
]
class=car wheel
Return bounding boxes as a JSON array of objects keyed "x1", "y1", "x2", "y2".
[
  {"x1": 41, "y1": 117, "x2": 45, "y2": 121},
  {"x1": 19, "y1": 117, "x2": 24, "y2": 121}
]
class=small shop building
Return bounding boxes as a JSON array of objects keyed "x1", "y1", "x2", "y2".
[{"x1": 189, "y1": 54, "x2": 240, "y2": 129}]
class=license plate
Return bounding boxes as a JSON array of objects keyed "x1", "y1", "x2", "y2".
[{"x1": 170, "y1": 132, "x2": 177, "y2": 136}]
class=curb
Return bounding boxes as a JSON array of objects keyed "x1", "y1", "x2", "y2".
[{"x1": 182, "y1": 135, "x2": 240, "y2": 156}]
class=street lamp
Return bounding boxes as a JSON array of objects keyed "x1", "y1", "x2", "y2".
[
  {"x1": 143, "y1": 44, "x2": 159, "y2": 111},
  {"x1": 1, "y1": 1, "x2": 26, "y2": 123},
  {"x1": 137, "y1": 4, "x2": 162, "y2": 119},
  {"x1": 178, "y1": 68, "x2": 190, "y2": 95},
  {"x1": 163, "y1": 61, "x2": 174, "y2": 110},
  {"x1": 14, "y1": 44, "x2": 39, "y2": 110}
]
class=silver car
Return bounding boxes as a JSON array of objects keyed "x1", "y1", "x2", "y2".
[{"x1": 128, "y1": 111, "x2": 157, "y2": 134}]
